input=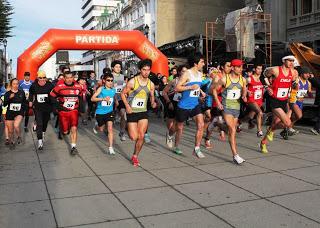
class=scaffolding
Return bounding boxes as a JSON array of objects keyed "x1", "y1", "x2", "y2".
[{"x1": 205, "y1": 4, "x2": 272, "y2": 67}]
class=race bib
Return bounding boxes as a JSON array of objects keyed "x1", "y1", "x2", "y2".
[
  {"x1": 227, "y1": 89, "x2": 241, "y2": 100},
  {"x1": 23, "y1": 89, "x2": 29, "y2": 99},
  {"x1": 173, "y1": 93, "x2": 182, "y2": 102},
  {"x1": 115, "y1": 85, "x2": 123, "y2": 93},
  {"x1": 254, "y1": 89, "x2": 262, "y2": 100},
  {"x1": 9, "y1": 103, "x2": 21, "y2": 111},
  {"x1": 37, "y1": 94, "x2": 48, "y2": 103},
  {"x1": 101, "y1": 98, "x2": 113, "y2": 107},
  {"x1": 297, "y1": 89, "x2": 307, "y2": 98},
  {"x1": 277, "y1": 88, "x2": 289, "y2": 98},
  {"x1": 190, "y1": 89, "x2": 200, "y2": 97},
  {"x1": 63, "y1": 101, "x2": 76, "y2": 110},
  {"x1": 132, "y1": 98, "x2": 145, "y2": 108}
]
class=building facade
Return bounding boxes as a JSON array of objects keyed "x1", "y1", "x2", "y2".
[{"x1": 265, "y1": 0, "x2": 320, "y2": 53}]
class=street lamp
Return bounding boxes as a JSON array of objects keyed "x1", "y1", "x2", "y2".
[
  {"x1": 144, "y1": 24, "x2": 149, "y2": 38},
  {"x1": 3, "y1": 39, "x2": 7, "y2": 82}
]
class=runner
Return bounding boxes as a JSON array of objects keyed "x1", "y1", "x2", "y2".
[
  {"x1": 259, "y1": 55, "x2": 298, "y2": 153},
  {"x1": 19, "y1": 72, "x2": 33, "y2": 132},
  {"x1": 163, "y1": 65, "x2": 187, "y2": 148},
  {"x1": 111, "y1": 60, "x2": 127, "y2": 141},
  {"x1": 212, "y1": 59, "x2": 247, "y2": 164},
  {"x1": 246, "y1": 64, "x2": 264, "y2": 137},
  {"x1": 287, "y1": 67, "x2": 311, "y2": 136},
  {"x1": 1, "y1": 83, "x2": 9, "y2": 145},
  {"x1": 78, "y1": 76, "x2": 89, "y2": 125},
  {"x1": 50, "y1": 70, "x2": 83, "y2": 155},
  {"x1": 173, "y1": 53, "x2": 206, "y2": 158},
  {"x1": 28, "y1": 71, "x2": 54, "y2": 150},
  {"x1": 91, "y1": 73, "x2": 118, "y2": 155},
  {"x1": 3, "y1": 79, "x2": 26, "y2": 149},
  {"x1": 121, "y1": 59, "x2": 157, "y2": 166},
  {"x1": 86, "y1": 71, "x2": 97, "y2": 120}
]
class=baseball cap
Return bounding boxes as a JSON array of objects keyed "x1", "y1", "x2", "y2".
[
  {"x1": 231, "y1": 59, "x2": 243, "y2": 67},
  {"x1": 282, "y1": 55, "x2": 296, "y2": 62}
]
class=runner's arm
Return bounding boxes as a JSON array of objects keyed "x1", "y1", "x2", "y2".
[
  {"x1": 120, "y1": 78, "x2": 134, "y2": 109},
  {"x1": 211, "y1": 75, "x2": 225, "y2": 106},
  {"x1": 162, "y1": 80, "x2": 174, "y2": 104},
  {"x1": 241, "y1": 77, "x2": 247, "y2": 102},
  {"x1": 175, "y1": 72, "x2": 196, "y2": 92},
  {"x1": 91, "y1": 87, "x2": 103, "y2": 102},
  {"x1": 150, "y1": 82, "x2": 156, "y2": 108}
]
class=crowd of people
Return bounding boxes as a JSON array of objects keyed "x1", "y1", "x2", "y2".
[{"x1": 0, "y1": 53, "x2": 319, "y2": 166}]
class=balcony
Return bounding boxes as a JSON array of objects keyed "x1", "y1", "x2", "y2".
[{"x1": 288, "y1": 12, "x2": 320, "y2": 29}]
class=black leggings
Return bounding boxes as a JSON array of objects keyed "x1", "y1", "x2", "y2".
[
  {"x1": 34, "y1": 110, "x2": 51, "y2": 140},
  {"x1": 24, "y1": 106, "x2": 30, "y2": 127}
]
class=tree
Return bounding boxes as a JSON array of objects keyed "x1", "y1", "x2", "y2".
[{"x1": 0, "y1": 0, "x2": 14, "y2": 39}]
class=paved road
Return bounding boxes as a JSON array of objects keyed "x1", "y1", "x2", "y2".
[{"x1": 0, "y1": 115, "x2": 320, "y2": 228}]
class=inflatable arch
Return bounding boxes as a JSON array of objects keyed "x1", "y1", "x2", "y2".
[{"x1": 17, "y1": 29, "x2": 169, "y2": 80}]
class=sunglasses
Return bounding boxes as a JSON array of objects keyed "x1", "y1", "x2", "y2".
[
  {"x1": 38, "y1": 77, "x2": 46, "y2": 79},
  {"x1": 106, "y1": 79, "x2": 114, "y2": 82}
]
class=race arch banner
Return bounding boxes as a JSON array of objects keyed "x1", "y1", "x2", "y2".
[{"x1": 17, "y1": 29, "x2": 169, "y2": 80}]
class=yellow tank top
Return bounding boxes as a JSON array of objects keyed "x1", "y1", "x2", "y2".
[{"x1": 128, "y1": 77, "x2": 151, "y2": 113}]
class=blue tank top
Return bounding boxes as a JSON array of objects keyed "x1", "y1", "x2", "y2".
[
  {"x1": 202, "y1": 78, "x2": 213, "y2": 107},
  {"x1": 95, "y1": 87, "x2": 116, "y2": 115},
  {"x1": 178, "y1": 69, "x2": 203, "y2": 109},
  {"x1": 19, "y1": 80, "x2": 33, "y2": 99}
]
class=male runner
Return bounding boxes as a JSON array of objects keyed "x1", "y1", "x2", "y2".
[
  {"x1": 121, "y1": 59, "x2": 156, "y2": 166},
  {"x1": 50, "y1": 71, "x2": 83, "y2": 155},
  {"x1": 19, "y1": 72, "x2": 33, "y2": 132},
  {"x1": 212, "y1": 59, "x2": 247, "y2": 164},
  {"x1": 260, "y1": 55, "x2": 298, "y2": 153}
]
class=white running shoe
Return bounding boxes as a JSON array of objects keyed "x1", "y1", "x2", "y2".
[
  {"x1": 92, "y1": 127, "x2": 98, "y2": 134},
  {"x1": 109, "y1": 147, "x2": 115, "y2": 155},
  {"x1": 166, "y1": 133, "x2": 174, "y2": 148},
  {"x1": 38, "y1": 140, "x2": 43, "y2": 150},
  {"x1": 193, "y1": 148, "x2": 205, "y2": 158},
  {"x1": 233, "y1": 154, "x2": 245, "y2": 164},
  {"x1": 144, "y1": 133, "x2": 151, "y2": 143}
]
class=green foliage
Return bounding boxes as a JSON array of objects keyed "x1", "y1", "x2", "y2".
[{"x1": 0, "y1": 0, "x2": 14, "y2": 39}]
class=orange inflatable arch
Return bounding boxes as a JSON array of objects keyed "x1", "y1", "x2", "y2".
[{"x1": 17, "y1": 29, "x2": 169, "y2": 80}]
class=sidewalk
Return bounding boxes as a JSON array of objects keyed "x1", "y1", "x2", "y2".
[{"x1": 0, "y1": 117, "x2": 319, "y2": 228}]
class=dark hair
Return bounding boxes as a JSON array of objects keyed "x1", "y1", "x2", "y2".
[
  {"x1": 61, "y1": 66, "x2": 70, "y2": 73},
  {"x1": 254, "y1": 63, "x2": 263, "y2": 69},
  {"x1": 220, "y1": 59, "x2": 231, "y2": 69},
  {"x1": 138, "y1": 59, "x2": 152, "y2": 70},
  {"x1": 187, "y1": 52, "x2": 205, "y2": 68},
  {"x1": 63, "y1": 71, "x2": 72, "y2": 76},
  {"x1": 111, "y1": 60, "x2": 122, "y2": 68},
  {"x1": 102, "y1": 72, "x2": 114, "y2": 80},
  {"x1": 177, "y1": 65, "x2": 187, "y2": 76},
  {"x1": 24, "y1": 72, "x2": 30, "y2": 76},
  {"x1": 103, "y1": 67, "x2": 112, "y2": 74},
  {"x1": 89, "y1": 71, "x2": 95, "y2": 75},
  {"x1": 10, "y1": 78, "x2": 19, "y2": 86}
]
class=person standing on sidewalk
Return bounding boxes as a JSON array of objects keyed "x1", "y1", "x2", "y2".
[
  {"x1": 28, "y1": 71, "x2": 54, "y2": 150},
  {"x1": 91, "y1": 73, "x2": 118, "y2": 155},
  {"x1": 309, "y1": 72, "x2": 320, "y2": 135},
  {"x1": 121, "y1": 59, "x2": 157, "y2": 167}
]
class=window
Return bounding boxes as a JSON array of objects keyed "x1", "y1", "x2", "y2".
[
  {"x1": 301, "y1": 0, "x2": 312, "y2": 14},
  {"x1": 292, "y1": 0, "x2": 298, "y2": 16},
  {"x1": 317, "y1": 0, "x2": 320, "y2": 10}
]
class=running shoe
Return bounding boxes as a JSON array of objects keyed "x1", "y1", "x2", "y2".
[
  {"x1": 82, "y1": 119, "x2": 88, "y2": 125},
  {"x1": 58, "y1": 132, "x2": 63, "y2": 140},
  {"x1": 236, "y1": 125, "x2": 242, "y2": 133},
  {"x1": 70, "y1": 147, "x2": 78, "y2": 156},
  {"x1": 108, "y1": 147, "x2": 115, "y2": 155},
  {"x1": 166, "y1": 133, "x2": 174, "y2": 148},
  {"x1": 259, "y1": 142, "x2": 268, "y2": 154},
  {"x1": 24, "y1": 127, "x2": 29, "y2": 133},
  {"x1": 33, "y1": 124, "x2": 37, "y2": 132},
  {"x1": 38, "y1": 140, "x2": 43, "y2": 151},
  {"x1": 119, "y1": 132, "x2": 126, "y2": 141},
  {"x1": 144, "y1": 133, "x2": 151, "y2": 143},
  {"x1": 257, "y1": 131, "x2": 263, "y2": 138},
  {"x1": 16, "y1": 137, "x2": 22, "y2": 145},
  {"x1": 288, "y1": 128, "x2": 299, "y2": 136},
  {"x1": 266, "y1": 128, "x2": 274, "y2": 142},
  {"x1": 233, "y1": 154, "x2": 245, "y2": 164},
  {"x1": 173, "y1": 147, "x2": 183, "y2": 155},
  {"x1": 92, "y1": 127, "x2": 98, "y2": 134},
  {"x1": 193, "y1": 148, "x2": 205, "y2": 158},
  {"x1": 131, "y1": 155, "x2": 140, "y2": 167},
  {"x1": 219, "y1": 131, "x2": 226, "y2": 141},
  {"x1": 5, "y1": 139, "x2": 9, "y2": 146},
  {"x1": 311, "y1": 129, "x2": 320, "y2": 135},
  {"x1": 205, "y1": 139, "x2": 213, "y2": 149},
  {"x1": 280, "y1": 129, "x2": 289, "y2": 140}
]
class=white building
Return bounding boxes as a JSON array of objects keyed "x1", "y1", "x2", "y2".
[{"x1": 39, "y1": 56, "x2": 57, "y2": 79}]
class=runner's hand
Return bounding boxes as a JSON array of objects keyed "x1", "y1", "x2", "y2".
[
  {"x1": 9, "y1": 93, "x2": 15, "y2": 99},
  {"x1": 266, "y1": 87, "x2": 273, "y2": 96},
  {"x1": 190, "y1": 84, "x2": 199, "y2": 90},
  {"x1": 126, "y1": 106, "x2": 133, "y2": 114},
  {"x1": 217, "y1": 102, "x2": 224, "y2": 111},
  {"x1": 151, "y1": 102, "x2": 157, "y2": 109},
  {"x1": 242, "y1": 96, "x2": 247, "y2": 103}
]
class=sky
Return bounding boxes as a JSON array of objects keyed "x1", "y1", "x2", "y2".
[{"x1": 7, "y1": 0, "x2": 83, "y2": 74}]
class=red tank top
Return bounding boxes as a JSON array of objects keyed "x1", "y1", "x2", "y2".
[
  {"x1": 271, "y1": 66, "x2": 293, "y2": 101},
  {"x1": 247, "y1": 75, "x2": 264, "y2": 105}
]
